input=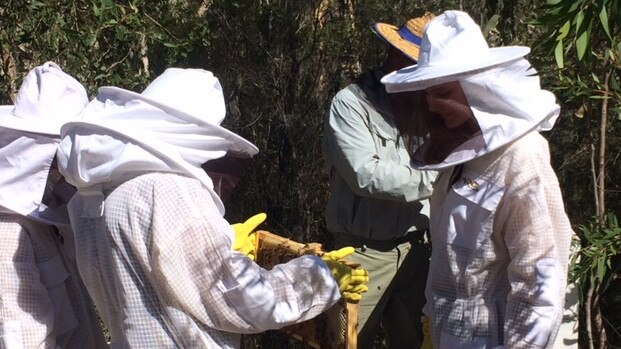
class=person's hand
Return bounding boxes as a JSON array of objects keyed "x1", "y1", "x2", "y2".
[
  {"x1": 320, "y1": 247, "x2": 369, "y2": 302},
  {"x1": 421, "y1": 315, "x2": 433, "y2": 349},
  {"x1": 231, "y1": 213, "x2": 266, "y2": 261}
]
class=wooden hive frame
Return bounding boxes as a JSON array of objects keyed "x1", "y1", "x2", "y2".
[{"x1": 254, "y1": 230, "x2": 359, "y2": 349}]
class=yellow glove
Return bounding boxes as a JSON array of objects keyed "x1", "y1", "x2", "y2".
[
  {"x1": 231, "y1": 213, "x2": 266, "y2": 261},
  {"x1": 421, "y1": 315, "x2": 433, "y2": 349},
  {"x1": 320, "y1": 247, "x2": 369, "y2": 302}
]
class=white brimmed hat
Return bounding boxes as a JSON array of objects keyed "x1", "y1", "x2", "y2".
[
  {"x1": 58, "y1": 68, "x2": 258, "y2": 216},
  {"x1": 0, "y1": 62, "x2": 88, "y2": 135},
  {"x1": 381, "y1": 10, "x2": 530, "y2": 92},
  {"x1": 89, "y1": 68, "x2": 259, "y2": 156}
]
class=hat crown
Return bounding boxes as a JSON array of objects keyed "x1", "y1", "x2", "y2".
[
  {"x1": 402, "y1": 14, "x2": 433, "y2": 39},
  {"x1": 10, "y1": 62, "x2": 88, "y2": 133},
  {"x1": 372, "y1": 13, "x2": 435, "y2": 62},
  {"x1": 140, "y1": 68, "x2": 226, "y2": 126},
  {"x1": 418, "y1": 11, "x2": 490, "y2": 68}
]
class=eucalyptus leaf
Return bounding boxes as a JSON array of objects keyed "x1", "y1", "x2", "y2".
[
  {"x1": 557, "y1": 20, "x2": 571, "y2": 40},
  {"x1": 598, "y1": 258, "x2": 607, "y2": 280},
  {"x1": 598, "y1": 5, "x2": 612, "y2": 41},
  {"x1": 555, "y1": 40, "x2": 565, "y2": 68}
]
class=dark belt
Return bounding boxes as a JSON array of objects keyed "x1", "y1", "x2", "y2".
[{"x1": 335, "y1": 229, "x2": 427, "y2": 251}]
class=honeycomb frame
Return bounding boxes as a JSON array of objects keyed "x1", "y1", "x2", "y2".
[{"x1": 255, "y1": 230, "x2": 359, "y2": 349}]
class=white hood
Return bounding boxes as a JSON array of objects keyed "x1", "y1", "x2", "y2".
[
  {"x1": 413, "y1": 59, "x2": 560, "y2": 170},
  {"x1": 57, "y1": 68, "x2": 258, "y2": 217},
  {"x1": 0, "y1": 62, "x2": 87, "y2": 225},
  {"x1": 58, "y1": 99, "x2": 232, "y2": 217},
  {"x1": 0, "y1": 133, "x2": 57, "y2": 216}
]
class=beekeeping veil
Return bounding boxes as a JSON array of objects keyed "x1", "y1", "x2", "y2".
[
  {"x1": 57, "y1": 68, "x2": 259, "y2": 217},
  {"x1": 0, "y1": 62, "x2": 86, "y2": 225},
  {"x1": 381, "y1": 10, "x2": 560, "y2": 170}
]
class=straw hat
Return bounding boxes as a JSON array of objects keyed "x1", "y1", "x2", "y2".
[
  {"x1": 372, "y1": 12, "x2": 435, "y2": 61},
  {"x1": 381, "y1": 10, "x2": 530, "y2": 92},
  {"x1": 0, "y1": 62, "x2": 88, "y2": 135}
]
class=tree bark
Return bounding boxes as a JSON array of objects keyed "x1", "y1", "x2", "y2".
[
  {"x1": 197, "y1": 0, "x2": 211, "y2": 16},
  {"x1": 597, "y1": 70, "x2": 611, "y2": 220},
  {"x1": 587, "y1": 282, "x2": 595, "y2": 349},
  {"x1": 1, "y1": 49, "x2": 18, "y2": 102},
  {"x1": 139, "y1": 33, "x2": 149, "y2": 77},
  {"x1": 591, "y1": 143, "x2": 600, "y2": 217},
  {"x1": 592, "y1": 280, "x2": 607, "y2": 348},
  {"x1": 344, "y1": 0, "x2": 361, "y2": 75}
]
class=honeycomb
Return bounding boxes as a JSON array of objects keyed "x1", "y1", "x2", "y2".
[{"x1": 255, "y1": 230, "x2": 358, "y2": 349}]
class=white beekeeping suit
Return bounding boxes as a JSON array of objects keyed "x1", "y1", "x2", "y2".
[
  {"x1": 0, "y1": 62, "x2": 107, "y2": 349},
  {"x1": 57, "y1": 68, "x2": 342, "y2": 349},
  {"x1": 382, "y1": 11, "x2": 574, "y2": 349}
]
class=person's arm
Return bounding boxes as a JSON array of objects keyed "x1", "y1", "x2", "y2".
[
  {"x1": 323, "y1": 89, "x2": 434, "y2": 202},
  {"x1": 151, "y1": 181, "x2": 341, "y2": 334},
  {"x1": 0, "y1": 221, "x2": 54, "y2": 348},
  {"x1": 500, "y1": 141, "x2": 572, "y2": 348}
]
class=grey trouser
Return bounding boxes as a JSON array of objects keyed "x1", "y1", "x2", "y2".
[{"x1": 334, "y1": 232, "x2": 430, "y2": 349}]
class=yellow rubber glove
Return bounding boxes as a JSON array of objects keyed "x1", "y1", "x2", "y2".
[
  {"x1": 231, "y1": 213, "x2": 266, "y2": 261},
  {"x1": 421, "y1": 315, "x2": 433, "y2": 349},
  {"x1": 320, "y1": 247, "x2": 369, "y2": 302}
]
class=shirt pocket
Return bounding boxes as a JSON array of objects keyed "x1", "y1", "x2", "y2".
[
  {"x1": 38, "y1": 254, "x2": 78, "y2": 337},
  {"x1": 432, "y1": 174, "x2": 504, "y2": 283},
  {"x1": 368, "y1": 117, "x2": 403, "y2": 163},
  {"x1": 441, "y1": 175, "x2": 504, "y2": 252}
]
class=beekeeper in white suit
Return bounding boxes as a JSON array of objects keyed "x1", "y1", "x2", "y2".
[
  {"x1": 0, "y1": 62, "x2": 107, "y2": 348},
  {"x1": 381, "y1": 11, "x2": 574, "y2": 349},
  {"x1": 57, "y1": 67, "x2": 368, "y2": 348}
]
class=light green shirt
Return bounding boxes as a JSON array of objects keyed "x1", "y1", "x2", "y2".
[{"x1": 322, "y1": 71, "x2": 436, "y2": 240}]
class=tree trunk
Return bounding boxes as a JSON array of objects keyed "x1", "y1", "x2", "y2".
[
  {"x1": 314, "y1": 0, "x2": 331, "y2": 99},
  {"x1": 197, "y1": 0, "x2": 211, "y2": 16},
  {"x1": 597, "y1": 70, "x2": 610, "y2": 220},
  {"x1": 590, "y1": 279, "x2": 607, "y2": 349},
  {"x1": 1, "y1": 49, "x2": 18, "y2": 102},
  {"x1": 592, "y1": 69, "x2": 612, "y2": 349},
  {"x1": 591, "y1": 143, "x2": 600, "y2": 217},
  {"x1": 139, "y1": 33, "x2": 149, "y2": 77},
  {"x1": 587, "y1": 283, "x2": 595, "y2": 349},
  {"x1": 344, "y1": 0, "x2": 361, "y2": 75}
]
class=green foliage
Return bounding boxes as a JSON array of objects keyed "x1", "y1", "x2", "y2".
[
  {"x1": 534, "y1": 0, "x2": 621, "y2": 66},
  {"x1": 533, "y1": 0, "x2": 621, "y2": 220},
  {"x1": 571, "y1": 213, "x2": 621, "y2": 287},
  {"x1": 535, "y1": 4, "x2": 621, "y2": 344},
  {"x1": 0, "y1": 0, "x2": 213, "y2": 101},
  {"x1": 571, "y1": 213, "x2": 621, "y2": 346}
]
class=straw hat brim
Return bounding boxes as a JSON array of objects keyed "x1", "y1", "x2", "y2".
[
  {"x1": 0, "y1": 106, "x2": 61, "y2": 136},
  {"x1": 97, "y1": 86, "x2": 259, "y2": 157},
  {"x1": 382, "y1": 46, "x2": 530, "y2": 92},
  {"x1": 373, "y1": 23, "x2": 422, "y2": 62}
]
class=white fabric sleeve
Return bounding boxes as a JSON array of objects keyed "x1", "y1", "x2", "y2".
[
  {"x1": 220, "y1": 253, "x2": 341, "y2": 329},
  {"x1": 0, "y1": 221, "x2": 55, "y2": 349},
  {"x1": 151, "y1": 189, "x2": 340, "y2": 334},
  {"x1": 499, "y1": 143, "x2": 570, "y2": 349},
  {"x1": 323, "y1": 89, "x2": 434, "y2": 202}
]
